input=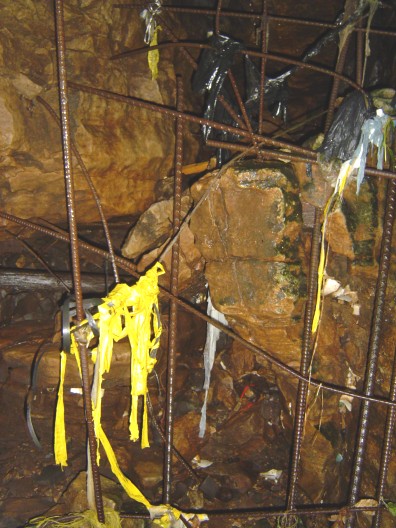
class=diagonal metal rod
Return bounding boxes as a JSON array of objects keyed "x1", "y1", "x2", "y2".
[
  {"x1": 163, "y1": 76, "x2": 184, "y2": 504},
  {"x1": 286, "y1": 208, "x2": 322, "y2": 511},
  {"x1": 111, "y1": 41, "x2": 366, "y2": 95},
  {"x1": 3, "y1": 209, "x2": 396, "y2": 409},
  {"x1": 36, "y1": 96, "x2": 119, "y2": 284},
  {"x1": 323, "y1": 11, "x2": 354, "y2": 134},
  {"x1": 157, "y1": 20, "x2": 248, "y2": 133},
  {"x1": 346, "y1": 176, "x2": 396, "y2": 528},
  {"x1": 54, "y1": 0, "x2": 104, "y2": 521}
]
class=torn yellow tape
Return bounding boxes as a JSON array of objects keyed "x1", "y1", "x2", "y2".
[
  {"x1": 148, "y1": 25, "x2": 161, "y2": 80},
  {"x1": 312, "y1": 160, "x2": 352, "y2": 334}
]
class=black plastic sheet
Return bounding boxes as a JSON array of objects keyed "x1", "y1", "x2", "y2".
[
  {"x1": 192, "y1": 34, "x2": 244, "y2": 140},
  {"x1": 319, "y1": 92, "x2": 374, "y2": 161}
]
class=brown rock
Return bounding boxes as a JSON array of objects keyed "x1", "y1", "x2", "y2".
[{"x1": 0, "y1": 1, "x2": 191, "y2": 228}]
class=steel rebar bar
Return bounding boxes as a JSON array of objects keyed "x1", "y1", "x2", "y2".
[
  {"x1": 258, "y1": 0, "x2": 269, "y2": 135},
  {"x1": 346, "y1": 177, "x2": 396, "y2": 528},
  {"x1": 163, "y1": 76, "x2": 184, "y2": 503},
  {"x1": 37, "y1": 96, "x2": 119, "y2": 284},
  {"x1": 286, "y1": 209, "x2": 322, "y2": 511},
  {"x1": 3, "y1": 209, "x2": 396, "y2": 409},
  {"x1": 113, "y1": 5, "x2": 396, "y2": 38},
  {"x1": 54, "y1": 0, "x2": 104, "y2": 520},
  {"x1": 373, "y1": 349, "x2": 396, "y2": 528},
  {"x1": 111, "y1": 41, "x2": 365, "y2": 95}
]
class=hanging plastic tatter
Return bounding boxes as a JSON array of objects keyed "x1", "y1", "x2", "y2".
[{"x1": 140, "y1": 0, "x2": 162, "y2": 45}]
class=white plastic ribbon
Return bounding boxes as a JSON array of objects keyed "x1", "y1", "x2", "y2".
[
  {"x1": 199, "y1": 291, "x2": 227, "y2": 438},
  {"x1": 140, "y1": 1, "x2": 162, "y2": 45}
]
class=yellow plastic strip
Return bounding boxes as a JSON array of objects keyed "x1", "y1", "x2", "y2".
[
  {"x1": 96, "y1": 422, "x2": 151, "y2": 509},
  {"x1": 54, "y1": 350, "x2": 68, "y2": 468},
  {"x1": 312, "y1": 161, "x2": 352, "y2": 334},
  {"x1": 148, "y1": 25, "x2": 161, "y2": 80}
]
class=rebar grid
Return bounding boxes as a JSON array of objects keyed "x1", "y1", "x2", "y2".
[{"x1": 3, "y1": 1, "x2": 396, "y2": 526}]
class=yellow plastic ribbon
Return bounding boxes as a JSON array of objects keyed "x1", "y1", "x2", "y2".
[
  {"x1": 148, "y1": 25, "x2": 161, "y2": 80},
  {"x1": 54, "y1": 264, "x2": 164, "y2": 487},
  {"x1": 53, "y1": 264, "x2": 208, "y2": 525},
  {"x1": 312, "y1": 160, "x2": 353, "y2": 333}
]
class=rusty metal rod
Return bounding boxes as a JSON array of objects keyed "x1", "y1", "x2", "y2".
[
  {"x1": 141, "y1": 19, "x2": 248, "y2": 133},
  {"x1": 37, "y1": 96, "x2": 119, "y2": 284},
  {"x1": 0, "y1": 211, "x2": 136, "y2": 272},
  {"x1": 111, "y1": 41, "x2": 365, "y2": 94},
  {"x1": 286, "y1": 208, "x2": 322, "y2": 510},
  {"x1": 356, "y1": 18, "x2": 364, "y2": 86},
  {"x1": 114, "y1": 5, "x2": 396, "y2": 37},
  {"x1": 121, "y1": 503, "x2": 386, "y2": 520},
  {"x1": 373, "y1": 348, "x2": 396, "y2": 528},
  {"x1": 227, "y1": 70, "x2": 260, "y2": 154},
  {"x1": 323, "y1": 25, "x2": 353, "y2": 133},
  {"x1": 346, "y1": 176, "x2": 396, "y2": 528},
  {"x1": 54, "y1": 0, "x2": 104, "y2": 519},
  {"x1": 215, "y1": 0, "x2": 223, "y2": 36},
  {"x1": 204, "y1": 138, "x2": 396, "y2": 181},
  {"x1": 258, "y1": 0, "x2": 269, "y2": 135},
  {"x1": 3, "y1": 210, "x2": 396, "y2": 409},
  {"x1": 67, "y1": 81, "x2": 318, "y2": 158},
  {"x1": 163, "y1": 76, "x2": 184, "y2": 503}
]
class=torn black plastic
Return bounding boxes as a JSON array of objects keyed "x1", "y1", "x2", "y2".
[
  {"x1": 319, "y1": 91, "x2": 374, "y2": 161},
  {"x1": 193, "y1": 33, "x2": 244, "y2": 140}
]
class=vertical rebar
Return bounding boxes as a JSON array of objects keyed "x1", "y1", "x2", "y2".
[
  {"x1": 215, "y1": 0, "x2": 223, "y2": 36},
  {"x1": 163, "y1": 76, "x2": 184, "y2": 504},
  {"x1": 356, "y1": 18, "x2": 364, "y2": 86},
  {"x1": 373, "y1": 350, "x2": 396, "y2": 528},
  {"x1": 286, "y1": 208, "x2": 322, "y2": 511},
  {"x1": 258, "y1": 0, "x2": 268, "y2": 135},
  {"x1": 346, "y1": 177, "x2": 396, "y2": 528},
  {"x1": 54, "y1": 0, "x2": 104, "y2": 521}
]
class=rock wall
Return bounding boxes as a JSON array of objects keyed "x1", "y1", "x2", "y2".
[
  {"x1": 0, "y1": 0, "x2": 179, "y2": 225},
  {"x1": 189, "y1": 160, "x2": 396, "y2": 505}
]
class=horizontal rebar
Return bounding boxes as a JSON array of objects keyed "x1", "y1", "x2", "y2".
[
  {"x1": 120, "y1": 503, "x2": 387, "y2": 520},
  {"x1": 2, "y1": 211, "x2": 396, "y2": 409},
  {"x1": 113, "y1": 5, "x2": 396, "y2": 38},
  {"x1": 111, "y1": 41, "x2": 365, "y2": 95},
  {"x1": 205, "y1": 139, "x2": 396, "y2": 181}
]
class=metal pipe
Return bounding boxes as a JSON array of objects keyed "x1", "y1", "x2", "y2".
[
  {"x1": 54, "y1": 0, "x2": 104, "y2": 520},
  {"x1": 286, "y1": 208, "x2": 322, "y2": 510},
  {"x1": 3, "y1": 210, "x2": 396, "y2": 409},
  {"x1": 346, "y1": 176, "x2": 396, "y2": 528},
  {"x1": 163, "y1": 76, "x2": 184, "y2": 503}
]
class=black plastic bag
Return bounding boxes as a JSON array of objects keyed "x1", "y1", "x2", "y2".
[
  {"x1": 192, "y1": 34, "x2": 244, "y2": 139},
  {"x1": 319, "y1": 91, "x2": 374, "y2": 161}
]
